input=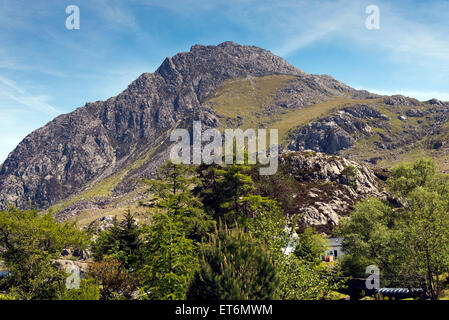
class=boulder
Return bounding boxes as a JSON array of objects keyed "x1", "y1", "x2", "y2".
[
  {"x1": 280, "y1": 151, "x2": 387, "y2": 229},
  {"x1": 87, "y1": 215, "x2": 116, "y2": 234}
]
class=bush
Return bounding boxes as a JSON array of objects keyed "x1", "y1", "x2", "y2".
[
  {"x1": 0, "y1": 207, "x2": 88, "y2": 300},
  {"x1": 63, "y1": 278, "x2": 100, "y2": 300},
  {"x1": 87, "y1": 260, "x2": 136, "y2": 300}
]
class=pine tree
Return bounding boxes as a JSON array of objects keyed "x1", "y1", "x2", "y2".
[
  {"x1": 91, "y1": 210, "x2": 143, "y2": 270},
  {"x1": 139, "y1": 207, "x2": 198, "y2": 300},
  {"x1": 116, "y1": 210, "x2": 143, "y2": 269},
  {"x1": 198, "y1": 163, "x2": 257, "y2": 226},
  {"x1": 187, "y1": 224, "x2": 279, "y2": 300},
  {"x1": 142, "y1": 160, "x2": 215, "y2": 242}
]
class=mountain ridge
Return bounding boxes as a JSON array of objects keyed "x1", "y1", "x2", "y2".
[{"x1": 0, "y1": 41, "x2": 447, "y2": 229}]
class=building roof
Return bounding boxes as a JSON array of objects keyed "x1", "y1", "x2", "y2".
[{"x1": 329, "y1": 237, "x2": 343, "y2": 247}]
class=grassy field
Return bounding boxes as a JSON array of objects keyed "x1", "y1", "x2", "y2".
[{"x1": 206, "y1": 75, "x2": 296, "y2": 122}]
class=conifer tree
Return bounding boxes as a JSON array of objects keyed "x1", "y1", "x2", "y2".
[
  {"x1": 142, "y1": 160, "x2": 215, "y2": 242},
  {"x1": 139, "y1": 206, "x2": 198, "y2": 300},
  {"x1": 198, "y1": 162, "x2": 257, "y2": 226},
  {"x1": 92, "y1": 210, "x2": 143, "y2": 270},
  {"x1": 187, "y1": 224, "x2": 279, "y2": 300}
]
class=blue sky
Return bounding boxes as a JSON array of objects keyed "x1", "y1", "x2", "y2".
[{"x1": 1, "y1": 0, "x2": 449, "y2": 162}]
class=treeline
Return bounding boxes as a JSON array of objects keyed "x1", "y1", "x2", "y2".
[
  {"x1": 2, "y1": 158, "x2": 448, "y2": 300},
  {"x1": 0, "y1": 161, "x2": 341, "y2": 300}
]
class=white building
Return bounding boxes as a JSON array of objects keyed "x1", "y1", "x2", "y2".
[
  {"x1": 322, "y1": 237, "x2": 345, "y2": 261},
  {"x1": 283, "y1": 236, "x2": 345, "y2": 261}
]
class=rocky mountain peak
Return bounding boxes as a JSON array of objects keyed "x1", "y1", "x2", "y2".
[
  {"x1": 0, "y1": 42, "x2": 308, "y2": 211},
  {"x1": 153, "y1": 41, "x2": 304, "y2": 102},
  {"x1": 2, "y1": 42, "x2": 444, "y2": 224}
]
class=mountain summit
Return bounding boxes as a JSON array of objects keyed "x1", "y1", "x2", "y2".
[{"x1": 0, "y1": 42, "x2": 447, "y2": 225}]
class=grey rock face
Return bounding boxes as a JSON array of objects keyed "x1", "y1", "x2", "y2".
[
  {"x1": 287, "y1": 104, "x2": 382, "y2": 154},
  {"x1": 427, "y1": 98, "x2": 446, "y2": 106},
  {"x1": 264, "y1": 74, "x2": 371, "y2": 114},
  {"x1": 2, "y1": 41, "x2": 445, "y2": 222},
  {"x1": 280, "y1": 151, "x2": 385, "y2": 228},
  {"x1": 286, "y1": 97, "x2": 449, "y2": 166},
  {"x1": 87, "y1": 215, "x2": 116, "y2": 234},
  {"x1": 383, "y1": 95, "x2": 422, "y2": 107},
  {"x1": 0, "y1": 108, "x2": 114, "y2": 209}
]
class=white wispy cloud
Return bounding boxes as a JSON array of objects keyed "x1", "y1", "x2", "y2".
[
  {"x1": 274, "y1": 28, "x2": 333, "y2": 58},
  {"x1": 87, "y1": 0, "x2": 141, "y2": 31},
  {"x1": 0, "y1": 76, "x2": 59, "y2": 114},
  {"x1": 153, "y1": 0, "x2": 449, "y2": 75},
  {"x1": 267, "y1": 0, "x2": 449, "y2": 73},
  {"x1": 0, "y1": 58, "x2": 68, "y2": 78},
  {"x1": 265, "y1": 0, "x2": 363, "y2": 57}
]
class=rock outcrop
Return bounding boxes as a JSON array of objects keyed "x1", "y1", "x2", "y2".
[
  {"x1": 87, "y1": 215, "x2": 116, "y2": 234},
  {"x1": 286, "y1": 98, "x2": 449, "y2": 167},
  {"x1": 287, "y1": 104, "x2": 384, "y2": 154},
  {"x1": 263, "y1": 76, "x2": 374, "y2": 114},
  {"x1": 279, "y1": 151, "x2": 386, "y2": 229}
]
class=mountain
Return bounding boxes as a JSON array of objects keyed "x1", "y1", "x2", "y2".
[
  {"x1": 0, "y1": 41, "x2": 447, "y2": 229},
  {"x1": 0, "y1": 42, "x2": 300, "y2": 210}
]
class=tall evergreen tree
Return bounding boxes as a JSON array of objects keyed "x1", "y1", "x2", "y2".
[
  {"x1": 142, "y1": 160, "x2": 215, "y2": 242},
  {"x1": 91, "y1": 210, "x2": 143, "y2": 270},
  {"x1": 187, "y1": 224, "x2": 279, "y2": 300},
  {"x1": 198, "y1": 163, "x2": 258, "y2": 226},
  {"x1": 139, "y1": 207, "x2": 198, "y2": 300}
]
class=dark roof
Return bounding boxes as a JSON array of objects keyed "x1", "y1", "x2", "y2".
[{"x1": 375, "y1": 288, "x2": 424, "y2": 299}]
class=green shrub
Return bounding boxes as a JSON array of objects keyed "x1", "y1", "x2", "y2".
[{"x1": 63, "y1": 278, "x2": 100, "y2": 300}]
